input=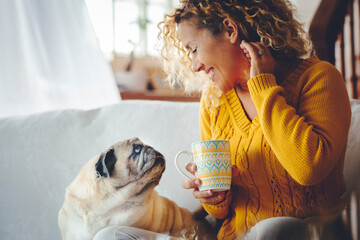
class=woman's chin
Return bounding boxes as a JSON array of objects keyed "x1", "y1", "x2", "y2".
[{"x1": 218, "y1": 85, "x2": 232, "y2": 93}]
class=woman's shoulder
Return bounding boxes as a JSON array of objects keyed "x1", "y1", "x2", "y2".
[
  {"x1": 300, "y1": 55, "x2": 341, "y2": 77},
  {"x1": 280, "y1": 55, "x2": 346, "y2": 104},
  {"x1": 299, "y1": 56, "x2": 343, "y2": 84},
  {"x1": 289, "y1": 56, "x2": 349, "y2": 104},
  {"x1": 284, "y1": 55, "x2": 343, "y2": 89}
]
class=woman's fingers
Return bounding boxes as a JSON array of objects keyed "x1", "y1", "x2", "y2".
[
  {"x1": 183, "y1": 162, "x2": 228, "y2": 205},
  {"x1": 193, "y1": 190, "x2": 227, "y2": 205},
  {"x1": 182, "y1": 177, "x2": 201, "y2": 189},
  {"x1": 241, "y1": 40, "x2": 261, "y2": 61},
  {"x1": 185, "y1": 162, "x2": 197, "y2": 174},
  {"x1": 183, "y1": 178, "x2": 226, "y2": 205},
  {"x1": 240, "y1": 40, "x2": 276, "y2": 78}
]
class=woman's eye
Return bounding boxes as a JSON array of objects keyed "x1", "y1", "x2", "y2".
[{"x1": 192, "y1": 47, "x2": 198, "y2": 54}]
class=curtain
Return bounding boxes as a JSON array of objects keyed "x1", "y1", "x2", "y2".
[{"x1": 0, "y1": 0, "x2": 120, "y2": 118}]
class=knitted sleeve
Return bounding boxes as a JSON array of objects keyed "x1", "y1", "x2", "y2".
[
  {"x1": 247, "y1": 62, "x2": 351, "y2": 186},
  {"x1": 198, "y1": 95, "x2": 232, "y2": 219}
]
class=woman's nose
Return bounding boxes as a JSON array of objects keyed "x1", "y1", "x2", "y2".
[{"x1": 192, "y1": 59, "x2": 204, "y2": 72}]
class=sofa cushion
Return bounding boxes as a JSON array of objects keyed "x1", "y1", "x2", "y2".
[
  {"x1": 343, "y1": 99, "x2": 360, "y2": 196},
  {"x1": 0, "y1": 100, "x2": 200, "y2": 240}
]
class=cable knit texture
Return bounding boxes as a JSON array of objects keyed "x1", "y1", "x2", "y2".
[{"x1": 199, "y1": 56, "x2": 352, "y2": 240}]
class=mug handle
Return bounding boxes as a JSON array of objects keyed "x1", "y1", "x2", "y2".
[{"x1": 174, "y1": 150, "x2": 194, "y2": 179}]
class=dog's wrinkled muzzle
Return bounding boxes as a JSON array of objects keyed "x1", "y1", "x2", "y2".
[
  {"x1": 142, "y1": 147, "x2": 165, "y2": 171},
  {"x1": 135, "y1": 149, "x2": 166, "y2": 196}
]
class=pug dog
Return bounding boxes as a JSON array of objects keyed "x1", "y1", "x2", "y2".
[{"x1": 58, "y1": 138, "x2": 213, "y2": 240}]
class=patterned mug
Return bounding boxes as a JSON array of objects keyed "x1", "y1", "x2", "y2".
[{"x1": 175, "y1": 140, "x2": 232, "y2": 191}]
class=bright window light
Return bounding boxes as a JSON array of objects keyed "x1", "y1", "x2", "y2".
[{"x1": 84, "y1": 0, "x2": 178, "y2": 57}]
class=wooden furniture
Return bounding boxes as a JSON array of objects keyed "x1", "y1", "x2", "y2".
[
  {"x1": 120, "y1": 89, "x2": 201, "y2": 102},
  {"x1": 309, "y1": 0, "x2": 359, "y2": 99},
  {"x1": 111, "y1": 55, "x2": 201, "y2": 102}
]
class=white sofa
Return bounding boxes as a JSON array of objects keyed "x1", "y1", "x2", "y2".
[{"x1": 0, "y1": 99, "x2": 359, "y2": 240}]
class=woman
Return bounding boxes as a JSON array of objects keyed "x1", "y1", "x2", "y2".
[
  {"x1": 158, "y1": 0, "x2": 351, "y2": 239},
  {"x1": 94, "y1": 0, "x2": 351, "y2": 239}
]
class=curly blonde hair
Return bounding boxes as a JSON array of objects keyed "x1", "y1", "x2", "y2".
[{"x1": 158, "y1": 0, "x2": 313, "y2": 96}]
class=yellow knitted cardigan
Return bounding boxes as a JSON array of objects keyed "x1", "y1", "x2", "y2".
[{"x1": 199, "y1": 56, "x2": 352, "y2": 240}]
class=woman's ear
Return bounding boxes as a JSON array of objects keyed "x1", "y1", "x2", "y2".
[{"x1": 223, "y1": 18, "x2": 238, "y2": 44}]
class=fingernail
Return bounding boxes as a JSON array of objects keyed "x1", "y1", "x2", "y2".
[
  {"x1": 195, "y1": 179, "x2": 201, "y2": 186},
  {"x1": 191, "y1": 165, "x2": 196, "y2": 172},
  {"x1": 207, "y1": 190, "x2": 212, "y2": 195}
]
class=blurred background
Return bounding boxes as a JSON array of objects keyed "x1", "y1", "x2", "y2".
[{"x1": 0, "y1": 0, "x2": 358, "y2": 118}]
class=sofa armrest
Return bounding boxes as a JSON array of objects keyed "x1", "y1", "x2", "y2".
[{"x1": 342, "y1": 99, "x2": 360, "y2": 240}]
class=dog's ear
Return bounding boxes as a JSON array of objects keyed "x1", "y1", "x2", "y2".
[{"x1": 95, "y1": 149, "x2": 117, "y2": 178}]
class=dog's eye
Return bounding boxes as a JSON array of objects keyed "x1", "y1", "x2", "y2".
[{"x1": 134, "y1": 144, "x2": 142, "y2": 153}]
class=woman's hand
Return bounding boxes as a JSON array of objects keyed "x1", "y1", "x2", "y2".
[
  {"x1": 182, "y1": 162, "x2": 239, "y2": 205},
  {"x1": 240, "y1": 40, "x2": 276, "y2": 79}
]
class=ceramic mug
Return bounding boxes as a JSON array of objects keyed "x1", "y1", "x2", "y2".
[{"x1": 175, "y1": 140, "x2": 232, "y2": 191}]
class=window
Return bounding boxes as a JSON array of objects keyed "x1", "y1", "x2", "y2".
[{"x1": 85, "y1": 0, "x2": 177, "y2": 58}]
